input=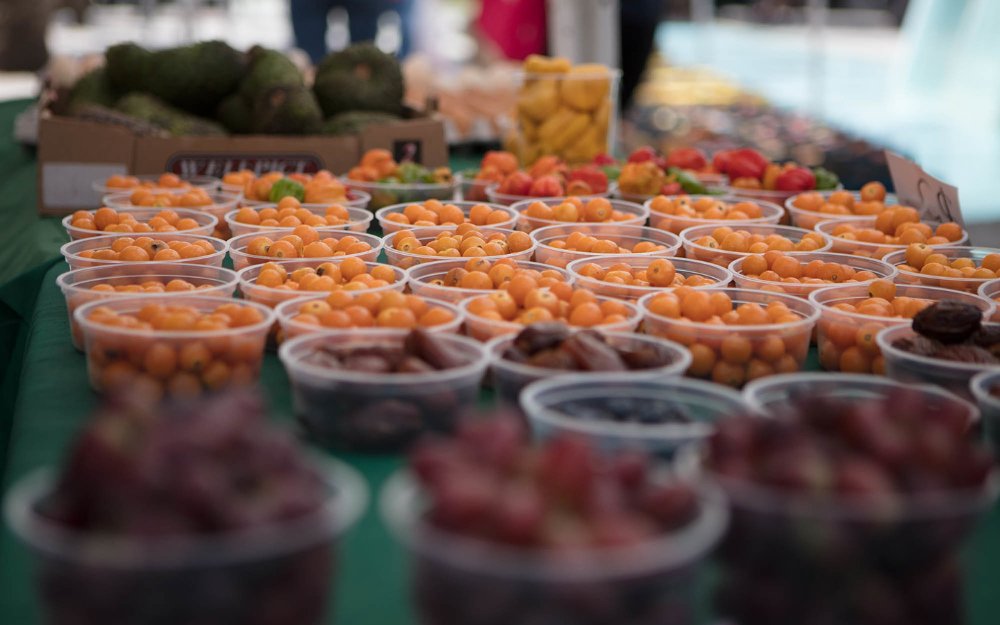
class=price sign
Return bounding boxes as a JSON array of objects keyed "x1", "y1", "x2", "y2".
[{"x1": 885, "y1": 151, "x2": 965, "y2": 229}]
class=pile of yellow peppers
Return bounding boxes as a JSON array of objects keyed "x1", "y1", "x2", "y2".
[{"x1": 507, "y1": 55, "x2": 614, "y2": 165}]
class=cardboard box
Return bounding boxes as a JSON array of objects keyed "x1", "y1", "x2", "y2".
[{"x1": 36, "y1": 112, "x2": 448, "y2": 216}]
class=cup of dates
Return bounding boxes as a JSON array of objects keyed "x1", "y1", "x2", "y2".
[
  {"x1": 487, "y1": 323, "x2": 692, "y2": 405},
  {"x1": 3, "y1": 392, "x2": 368, "y2": 625},
  {"x1": 520, "y1": 375, "x2": 746, "y2": 457},
  {"x1": 279, "y1": 328, "x2": 490, "y2": 451},
  {"x1": 877, "y1": 300, "x2": 1000, "y2": 399},
  {"x1": 380, "y1": 418, "x2": 728, "y2": 625},
  {"x1": 705, "y1": 376, "x2": 997, "y2": 625}
]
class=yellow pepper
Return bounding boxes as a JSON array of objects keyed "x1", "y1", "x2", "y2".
[
  {"x1": 559, "y1": 65, "x2": 610, "y2": 112},
  {"x1": 517, "y1": 78, "x2": 559, "y2": 122}
]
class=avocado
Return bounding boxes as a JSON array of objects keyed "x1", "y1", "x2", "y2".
[
  {"x1": 313, "y1": 43, "x2": 404, "y2": 117},
  {"x1": 115, "y1": 93, "x2": 227, "y2": 136}
]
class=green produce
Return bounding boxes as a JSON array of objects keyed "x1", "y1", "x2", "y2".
[
  {"x1": 251, "y1": 85, "x2": 323, "y2": 135},
  {"x1": 104, "y1": 42, "x2": 154, "y2": 93},
  {"x1": 313, "y1": 43, "x2": 403, "y2": 117},
  {"x1": 268, "y1": 178, "x2": 306, "y2": 202},
  {"x1": 115, "y1": 93, "x2": 226, "y2": 136},
  {"x1": 148, "y1": 41, "x2": 246, "y2": 114},
  {"x1": 72, "y1": 105, "x2": 166, "y2": 137},
  {"x1": 321, "y1": 110, "x2": 400, "y2": 135},
  {"x1": 813, "y1": 167, "x2": 840, "y2": 191},
  {"x1": 669, "y1": 167, "x2": 721, "y2": 195},
  {"x1": 216, "y1": 93, "x2": 253, "y2": 134},
  {"x1": 240, "y1": 47, "x2": 303, "y2": 100},
  {"x1": 64, "y1": 68, "x2": 116, "y2": 114}
]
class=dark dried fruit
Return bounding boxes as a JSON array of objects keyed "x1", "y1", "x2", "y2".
[
  {"x1": 971, "y1": 324, "x2": 1000, "y2": 348},
  {"x1": 912, "y1": 300, "x2": 982, "y2": 344},
  {"x1": 502, "y1": 324, "x2": 673, "y2": 373},
  {"x1": 512, "y1": 322, "x2": 572, "y2": 354},
  {"x1": 562, "y1": 332, "x2": 627, "y2": 372},
  {"x1": 406, "y1": 328, "x2": 469, "y2": 370},
  {"x1": 932, "y1": 344, "x2": 998, "y2": 364}
]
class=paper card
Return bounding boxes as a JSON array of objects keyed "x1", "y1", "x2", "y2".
[{"x1": 885, "y1": 151, "x2": 965, "y2": 229}]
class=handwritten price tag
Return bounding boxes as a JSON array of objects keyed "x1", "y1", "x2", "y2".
[{"x1": 885, "y1": 151, "x2": 965, "y2": 229}]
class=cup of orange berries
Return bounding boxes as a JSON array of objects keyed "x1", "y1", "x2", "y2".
[
  {"x1": 226, "y1": 198, "x2": 373, "y2": 238},
  {"x1": 530, "y1": 223, "x2": 681, "y2": 268},
  {"x1": 376, "y1": 200, "x2": 517, "y2": 234},
  {"x1": 883, "y1": 245, "x2": 1000, "y2": 293},
  {"x1": 383, "y1": 226, "x2": 535, "y2": 270},
  {"x1": 57, "y1": 263, "x2": 239, "y2": 350},
  {"x1": 508, "y1": 197, "x2": 648, "y2": 233},
  {"x1": 276, "y1": 290, "x2": 463, "y2": 342},
  {"x1": 808, "y1": 281, "x2": 995, "y2": 374},
  {"x1": 64, "y1": 206, "x2": 219, "y2": 241},
  {"x1": 104, "y1": 188, "x2": 240, "y2": 239},
  {"x1": 408, "y1": 258, "x2": 574, "y2": 304},
  {"x1": 238, "y1": 259, "x2": 405, "y2": 308},
  {"x1": 75, "y1": 295, "x2": 275, "y2": 400},
  {"x1": 639, "y1": 287, "x2": 820, "y2": 387},
  {"x1": 815, "y1": 210, "x2": 966, "y2": 259},
  {"x1": 729, "y1": 251, "x2": 897, "y2": 298},
  {"x1": 680, "y1": 224, "x2": 831, "y2": 267},
  {"x1": 784, "y1": 183, "x2": 897, "y2": 230},
  {"x1": 644, "y1": 195, "x2": 783, "y2": 235},
  {"x1": 93, "y1": 173, "x2": 218, "y2": 196},
  {"x1": 227, "y1": 226, "x2": 381, "y2": 270},
  {"x1": 62, "y1": 233, "x2": 228, "y2": 269},
  {"x1": 568, "y1": 256, "x2": 732, "y2": 301},
  {"x1": 460, "y1": 285, "x2": 641, "y2": 341}
]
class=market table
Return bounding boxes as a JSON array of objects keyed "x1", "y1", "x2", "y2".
[{"x1": 3, "y1": 258, "x2": 1000, "y2": 624}]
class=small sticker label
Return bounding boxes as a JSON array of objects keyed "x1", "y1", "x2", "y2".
[
  {"x1": 392, "y1": 139, "x2": 423, "y2": 164},
  {"x1": 43, "y1": 162, "x2": 127, "y2": 209},
  {"x1": 164, "y1": 154, "x2": 325, "y2": 178},
  {"x1": 885, "y1": 151, "x2": 964, "y2": 228}
]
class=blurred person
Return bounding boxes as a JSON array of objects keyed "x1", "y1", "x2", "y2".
[
  {"x1": 0, "y1": 0, "x2": 88, "y2": 71},
  {"x1": 291, "y1": 0, "x2": 415, "y2": 63}
]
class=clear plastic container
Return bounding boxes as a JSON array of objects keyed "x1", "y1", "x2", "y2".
[
  {"x1": 485, "y1": 184, "x2": 614, "y2": 207},
  {"x1": 279, "y1": 329, "x2": 489, "y2": 451},
  {"x1": 883, "y1": 246, "x2": 1000, "y2": 293},
  {"x1": 713, "y1": 372, "x2": 993, "y2": 625},
  {"x1": 375, "y1": 200, "x2": 516, "y2": 235},
  {"x1": 461, "y1": 294, "x2": 642, "y2": 342},
  {"x1": 456, "y1": 171, "x2": 491, "y2": 202},
  {"x1": 970, "y1": 370, "x2": 1000, "y2": 454},
  {"x1": 240, "y1": 189, "x2": 372, "y2": 211},
  {"x1": 815, "y1": 215, "x2": 969, "y2": 259},
  {"x1": 237, "y1": 260, "x2": 405, "y2": 308},
  {"x1": 679, "y1": 223, "x2": 832, "y2": 267},
  {"x1": 380, "y1": 467, "x2": 727, "y2": 625},
  {"x1": 383, "y1": 227, "x2": 535, "y2": 269},
  {"x1": 507, "y1": 197, "x2": 646, "y2": 233},
  {"x1": 876, "y1": 324, "x2": 1000, "y2": 400},
  {"x1": 531, "y1": 223, "x2": 681, "y2": 269},
  {"x1": 615, "y1": 173, "x2": 729, "y2": 204},
  {"x1": 3, "y1": 455, "x2": 366, "y2": 625},
  {"x1": 809, "y1": 283, "x2": 996, "y2": 373},
  {"x1": 644, "y1": 195, "x2": 784, "y2": 235},
  {"x1": 62, "y1": 207, "x2": 218, "y2": 241},
  {"x1": 729, "y1": 251, "x2": 897, "y2": 298},
  {"x1": 978, "y1": 278, "x2": 1000, "y2": 320},
  {"x1": 567, "y1": 255, "x2": 732, "y2": 301},
  {"x1": 225, "y1": 205, "x2": 374, "y2": 238},
  {"x1": 227, "y1": 230, "x2": 382, "y2": 270},
  {"x1": 57, "y1": 263, "x2": 239, "y2": 351},
  {"x1": 342, "y1": 178, "x2": 458, "y2": 211},
  {"x1": 784, "y1": 189, "x2": 898, "y2": 230},
  {"x1": 277, "y1": 293, "x2": 463, "y2": 342},
  {"x1": 61, "y1": 233, "x2": 228, "y2": 270},
  {"x1": 488, "y1": 331, "x2": 692, "y2": 406},
  {"x1": 92, "y1": 174, "x2": 219, "y2": 196},
  {"x1": 509, "y1": 69, "x2": 622, "y2": 165},
  {"x1": 519, "y1": 375, "x2": 743, "y2": 456},
  {"x1": 75, "y1": 295, "x2": 276, "y2": 399},
  {"x1": 408, "y1": 259, "x2": 574, "y2": 304},
  {"x1": 104, "y1": 190, "x2": 241, "y2": 220},
  {"x1": 640, "y1": 288, "x2": 820, "y2": 388}
]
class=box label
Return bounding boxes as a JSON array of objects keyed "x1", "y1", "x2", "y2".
[
  {"x1": 42, "y1": 162, "x2": 128, "y2": 208},
  {"x1": 392, "y1": 139, "x2": 423, "y2": 164},
  {"x1": 164, "y1": 154, "x2": 326, "y2": 178},
  {"x1": 885, "y1": 151, "x2": 965, "y2": 228}
]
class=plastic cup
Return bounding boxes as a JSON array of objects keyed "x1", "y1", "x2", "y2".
[
  {"x1": 784, "y1": 189, "x2": 899, "y2": 230},
  {"x1": 883, "y1": 246, "x2": 1000, "y2": 293},
  {"x1": 507, "y1": 197, "x2": 646, "y2": 233},
  {"x1": 876, "y1": 324, "x2": 1000, "y2": 400},
  {"x1": 380, "y1": 467, "x2": 727, "y2": 625},
  {"x1": 225, "y1": 205, "x2": 374, "y2": 238},
  {"x1": 978, "y1": 278, "x2": 1000, "y2": 320},
  {"x1": 644, "y1": 195, "x2": 784, "y2": 235},
  {"x1": 531, "y1": 223, "x2": 681, "y2": 269},
  {"x1": 486, "y1": 182, "x2": 617, "y2": 208},
  {"x1": 729, "y1": 251, "x2": 897, "y2": 298},
  {"x1": 456, "y1": 171, "x2": 492, "y2": 202},
  {"x1": 460, "y1": 293, "x2": 642, "y2": 342},
  {"x1": 568, "y1": 255, "x2": 732, "y2": 301},
  {"x1": 615, "y1": 173, "x2": 729, "y2": 204},
  {"x1": 4, "y1": 456, "x2": 366, "y2": 625},
  {"x1": 815, "y1": 215, "x2": 969, "y2": 259},
  {"x1": 679, "y1": 223, "x2": 833, "y2": 267},
  {"x1": 375, "y1": 200, "x2": 516, "y2": 235},
  {"x1": 809, "y1": 283, "x2": 995, "y2": 373},
  {"x1": 279, "y1": 328, "x2": 489, "y2": 451},
  {"x1": 382, "y1": 227, "x2": 535, "y2": 269},
  {"x1": 240, "y1": 189, "x2": 372, "y2": 211},
  {"x1": 92, "y1": 174, "x2": 219, "y2": 196},
  {"x1": 61, "y1": 233, "x2": 228, "y2": 270},
  {"x1": 488, "y1": 331, "x2": 692, "y2": 406},
  {"x1": 342, "y1": 177, "x2": 458, "y2": 212},
  {"x1": 970, "y1": 370, "x2": 1000, "y2": 454},
  {"x1": 640, "y1": 287, "x2": 820, "y2": 388},
  {"x1": 57, "y1": 263, "x2": 239, "y2": 351},
  {"x1": 63, "y1": 207, "x2": 219, "y2": 241},
  {"x1": 407, "y1": 259, "x2": 574, "y2": 304},
  {"x1": 227, "y1": 230, "x2": 382, "y2": 270},
  {"x1": 276, "y1": 293, "x2": 463, "y2": 342},
  {"x1": 75, "y1": 295, "x2": 275, "y2": 399}
]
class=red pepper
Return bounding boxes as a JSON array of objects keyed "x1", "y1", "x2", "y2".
[
  {"x1": 627, "y1": 146, "x2": 657, "y2": 164},
  {"x1": 592, "y1": 153, "x2": 617, "y2": 166},
  {"x1": 724, "y1": 148, "x2": 769, "y2": 180},
  {"x1": 775, "y1": 167, "x2": 816, "y2": 191},
  {"x1": 660, "y1": 181, "x2": 683, "y2": 196},
  {"x1": 567, "y1": 165, "x2": 609, "y2": 194},
  {"x1": 666, "y1": 148, "x2": 707, "y2": 172}
]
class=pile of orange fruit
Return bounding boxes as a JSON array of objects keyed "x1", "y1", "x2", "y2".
[
  {"x1": 232, "y1": 198, "x2": 355, "y2": 228},
  {"x1": 243, "y1": 227, "x2": 373, "y2": 259},
  {"x1": 285, "y1": 291, "x2": 457, "y2": 332},
  {"x1": 251, "y1": 260, "x2": 399, "y2": 292},
  {"x1": 76, "y1": 236, "x2": 217, "y2": 262},
  {"x1": 70, "y1": 207, "x2": 204, "y2": 234},
  {"x1": 383, "y1": 200, "x2": 512, "y2": 227},
  {"x1": 391, "y1": 227, "x2": 533, "y2": 258},
  {"x1": 574, "y1": 258, "x2": 718, "y2": 289},
  {"x1": 520, "y1": 197, "x2": 633, "y2": 224}
]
